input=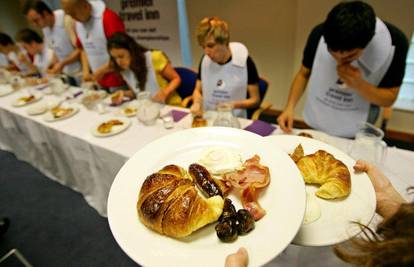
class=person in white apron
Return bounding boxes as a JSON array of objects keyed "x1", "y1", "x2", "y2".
[
  {"x1": 277, "y1": 1, "x2": 408, "y2": 138},
  {"x1": 15, "y1": 29, "x2": 56, "y2": 78},
  {"x1": 190, "y1": 17, "x2": 261, "y2": 118},
  {"x1": 23, "y1": 0, "x2": 81, "y2": 83},
  {"x1": 106, "y1": 32, "x2": 182, "y2": 106},
  {"x1": 0, "y1": 32, "x2": 35, "y2": 75},
  {"x1": 61, "y1": 0, "x2": 126, "y2": 91}
]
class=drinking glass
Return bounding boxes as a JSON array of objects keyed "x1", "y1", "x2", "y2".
[
  {"x1": 136, "y1": 92, "x2": 160, "y2": 126},
  {"x1": 350, "y1": 122, "x2": 387, "y2": 164},
  {"x1": 213, "y1": 102, "x2": 241, "y2": 128}
]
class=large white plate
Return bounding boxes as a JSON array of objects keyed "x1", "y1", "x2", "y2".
[
  {"x1": 43, "y1": 106, "x2": 79, "y2": 122},
  {"x1": 108, "y1": 127, "x2": 306, "y2": 267},
  {"x1": 0, "y1": 85, "x2": 15, "y2": 97},
  {"x1": 265, "y1": 135, "x2": 376, "y2": 246},
  {"x1": 91, "y1": 117, "x2": 131, "y2": 137},
  {"x1": 12, "y1": 94, "x2": 42, "y2": 107}
]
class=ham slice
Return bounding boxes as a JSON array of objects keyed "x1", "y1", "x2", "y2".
[{"x1": 223, "y1": 155, "x2": 270, "y2": 221}]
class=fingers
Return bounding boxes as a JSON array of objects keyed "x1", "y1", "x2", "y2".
[
  {"x1": 225, "y1": 247, "x2": 248, "y2": 267},
  {"x1": 353, "y1": 159, "x2": 370, "y2": 173},
  {"x1": 277, "y1": 112, "x2": 293, "y2": 133}
]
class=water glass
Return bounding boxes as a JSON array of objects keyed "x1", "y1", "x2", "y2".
[
  {"x1": 213, "y1": 102, "x2": 241, "y2": 128},
  {"x1": 136, "y1": 92, "x2": 160, "y2": 126},
  {"x1": 350, "y1": 122, "x2": 387, "y2": 164}
]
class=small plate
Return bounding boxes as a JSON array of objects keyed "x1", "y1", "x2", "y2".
[
  {"x1": 43, "y1": 106, "x2": 79, "y2": 122},
  {"x1": 12, "y1": 94, "x2": 42, "y2": 107},
  {"x1": 27, "y1": 103, "x2": 48, "y2": 116},
  {"x1": 0, "y1": 85, "x2": 15, "y2": 97},
  {"x1": 91, "y1": 117, "x2": 131, "y2": 137},
  {"x1": 121, "y1": 105, "x2": 138, "y2": 117}
]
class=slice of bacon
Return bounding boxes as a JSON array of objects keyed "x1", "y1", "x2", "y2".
[
  {"x1": 223, "y1": 155, "x2": 270, "y2": 189},
  {"x1": 241, "y1": 186, "x2": 266, "y2": 221},
  {"x1": 223, "y1": 155, "x2": 270, "y2": 221}
]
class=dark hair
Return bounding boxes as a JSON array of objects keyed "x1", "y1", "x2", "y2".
[
  {"x1": 335, "y1": 187, "x2": 414, "y2": 266},
  {"x1": 107, "y1": 32, "x2": 148, "y2": 91},
  {"x1": 323, "y1": 1, "x2": 376, "y2": 52},
  {"x1": 0, "y1": 32, "x2": 14, "y2": 46},
  {"x1": 15, "y1": 28, "x2": 43, "y2": 44},
  {"x1": 23, "y1": 0, "x2": 52, "y2": 16}
]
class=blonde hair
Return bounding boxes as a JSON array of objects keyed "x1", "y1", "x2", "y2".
[{"x1": 196, "y1": 17, "x2": 230, "y2": 46}]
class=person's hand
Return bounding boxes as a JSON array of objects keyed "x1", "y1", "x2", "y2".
[
  {"x1": 190, "y1": 101, "x2": 203, "y2": 117},
  {"x1": 152, "y1": 90, "x2": 167, "y2": 104},
  {"x1": 225, "y1": 247, "x2": 248, "y2": 267},
  {"x1": 48, "y1": 62, "x2": 64, "y2": 75},
  {"x1": 277, "y1": 108, "x2": 294, "y2": 133},
  {"x1": 354, "y1": 160, "x2": 406, "y2": 219},
  {"x1": 337, "y1": 63, "x2": 365, "y2": 90},
  {"x1": 111, "y1": 90, "x2": 124, "y2": 106}
]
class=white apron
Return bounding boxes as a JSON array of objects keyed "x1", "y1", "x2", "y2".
[
  {"x1": 0, "y1": 53, "x2": 8, "y2": 67},
  {"x1": 121, "y1": 51, "x2": 160, "y2": 96},
  {"x1": 303, "y1": 18, "x2": 395, "y2": 138},
  {"x1": 201, "y1": 42, "x2": 249, "y2": 118},
  {"x1": 33, "y1": 44, "x2": 54, "y2": 76},
  {"x1": 43, "y1": 10, "x2": 81, "y2": 75},
  {"x1": 75, "y1": 1, "x2": 108, "y2": 72}
]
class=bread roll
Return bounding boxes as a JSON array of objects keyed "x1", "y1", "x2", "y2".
[{"x1": 137, "y1": 165, "x2": 224, "y2": 238}]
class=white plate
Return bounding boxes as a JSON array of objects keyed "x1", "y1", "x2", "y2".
[
  {"x1": 0, "y1": 85, "x2": 15, "y2": 97},
  {"x1": 91, "y1": 117, "x2": 131, "y2": 137},
  {"x1": 43, "y1": 106, "x2": 79, "y2": 122},
  {"x1": 108, "y1": 127, "x2": 306, "y2": 267},
  {"x1": 27, "y1": 103, "x2": 48, "y2": 116},
  {"x1": 12, "y1": 94, "x2": 42, "y2": 107},
  {"x1": 265, "y1": 135, "x2": 376, "y2": 246}
]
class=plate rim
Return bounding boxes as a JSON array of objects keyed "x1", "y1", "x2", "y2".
[
  {"x1": 11, "y1": 94, "x2": 42, "y2": 107},
  {"x1": 43, "y1": 106, "x2": 79, "y2": 122}
]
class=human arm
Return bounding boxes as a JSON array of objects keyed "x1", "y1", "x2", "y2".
[
  {"x1": 48, "y1": 48, "x2": 81, "y2": 75},
  {"x1": 225, "y1": 247, "x2": 248, "y2": 267},
  {"x1": 353, "y1": 160, "x2": 406, "y2": 219},
  {"x1": 189, "y1": 80, "x2": 203, "y2": 116},
  {"x1": 277, "y1": 65, "x2": 311, "y2": 133},
  {"x1": 229, "y1": 83, "x2": 260, "y2": 109},
  {"x1": 152, "y1": 62, "x2": 181, "y2": 104},
  {"x1": 79, "y1": 49, "x2": 93, "y2": 81},
  {"x1": 92, "y1": 61, "x2": 115, "y2": 82}
]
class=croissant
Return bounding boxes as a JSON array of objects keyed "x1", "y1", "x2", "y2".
[
  {"x1": 137, "y1": 165, "x2": 224, "y2": 238},
  {"x1": 296, "y1": 150, "x2": 351, "y2": 199}
]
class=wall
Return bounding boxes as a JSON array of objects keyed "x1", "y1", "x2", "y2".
[
  {"x1": 0, "y1": 1, "x2": 29, "y2": 36},
  {"x1": 186, "y1": 0, "x2": 414, "y2": 134}
]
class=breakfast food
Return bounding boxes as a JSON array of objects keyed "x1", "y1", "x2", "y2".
[
  {"x1": 191, "y1": 115, "x2": 207, "y2": 128},
  {"x1": 97, "y1": 119, "x2": 124, "y2": 134},
  {"x1": 298, "y1": 132, "x2": 313, "y2": 138},
  {"x1": 137, "y1": 165, "x2": 224, "y2": 238},
  {"x1": 123, "y1": 106, "x2": 137, "y2": 116},
  {"x1": 18, "y1": 95, "x2": 35, "y2": 104},
  {"x1": 50, "y1": 107, "x2": 74, "y2": 118},
  {"x1": 303, "y1": 191, "x2": 321, "y2": 224},
  {"x1": 294, "y1": 146, "x2": 351, "y2": 199},
  {"x1": 198, "y1": 147, "x2": 243, "y2": 175},
  {"x1": 223, "y1": 155, "x2": 270, "y2": 220}
]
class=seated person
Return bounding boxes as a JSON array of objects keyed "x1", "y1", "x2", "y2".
[
  {"x1": 277, "y1": 1, "x2": 409, "y2": 138},
  {"x1": 15, "y1": 28, "x2": 56, "y2": 83},
  {"x1": 190, "y1": 17, "x2": 260, "y2": 118},
  {"x1": 106, "y1": 32, "x2": 181, "y2": 105},
  {"x1": 0, "y1": 32, "x2": 35, "y2": 75}
]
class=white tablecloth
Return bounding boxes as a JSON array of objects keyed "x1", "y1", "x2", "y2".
[{"x1": 1, "y1": 86, "x2": 413, "y2": 267}]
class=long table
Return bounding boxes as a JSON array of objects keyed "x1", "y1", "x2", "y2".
[{"x1": 1, "y1": 85, "x2": 413, "y2": 266}]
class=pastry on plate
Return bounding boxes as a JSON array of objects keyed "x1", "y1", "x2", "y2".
[{"x1": 97, "y1": 119, "x2": 124, "y2": 134}]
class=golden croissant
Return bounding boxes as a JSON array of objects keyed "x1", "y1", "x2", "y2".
[
  {"x1": 137, "y1": 165, "x2": 224, "y2": 238},
  {"x1": 296, "y1": 150, "x2": 351, "y2": 199}
]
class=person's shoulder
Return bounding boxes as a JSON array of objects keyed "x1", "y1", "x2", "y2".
[
  {"x1": 384, "y1": 21, "x2": 409, "y2": 48},
  {"x1": 309, "y1": 23, "x2": 324, "y2": 40},
  {"x1": 151, "y1": 50, "x2": 169, "y2": 71},
  {"x1": 103, "y1": 8, "x2": 121, "y2": 20}
]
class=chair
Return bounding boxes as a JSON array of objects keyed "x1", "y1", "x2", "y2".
[
  {"x1": 174, "y1": 67, "x2": 197, "y2": 108},
  {"x1": 248, "y1": 77, "x2": 272, "y2": 120}
]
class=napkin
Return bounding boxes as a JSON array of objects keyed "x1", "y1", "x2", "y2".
[
  {"x1": 170, "y1": 110, "x2": 189, "y2": 122},
  {"x1": 244, "y1": 120, "x2": 276, "y2": 137}
]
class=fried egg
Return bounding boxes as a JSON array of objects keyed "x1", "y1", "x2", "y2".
[{"x1": 198, "y1": 147, "x2": 242, "y2": 175}]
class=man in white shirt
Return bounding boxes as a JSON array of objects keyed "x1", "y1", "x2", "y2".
[
  {"x1": 23, "y1": 0, "x2": 81, "y2": 83},
  {"x1": 15, "y1": 29, "x2": 56, "y2": 77}
]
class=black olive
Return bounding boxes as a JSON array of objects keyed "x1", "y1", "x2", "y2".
[
  {"x1": 215, "y1": 218, "x2": 238, "y2": 242},
  {"x1": 236, "y1": 209, "x2": 255, "y2": 235},
  {"x1": 219, "y1": 198, "x2": 237, "y2": 222}
]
